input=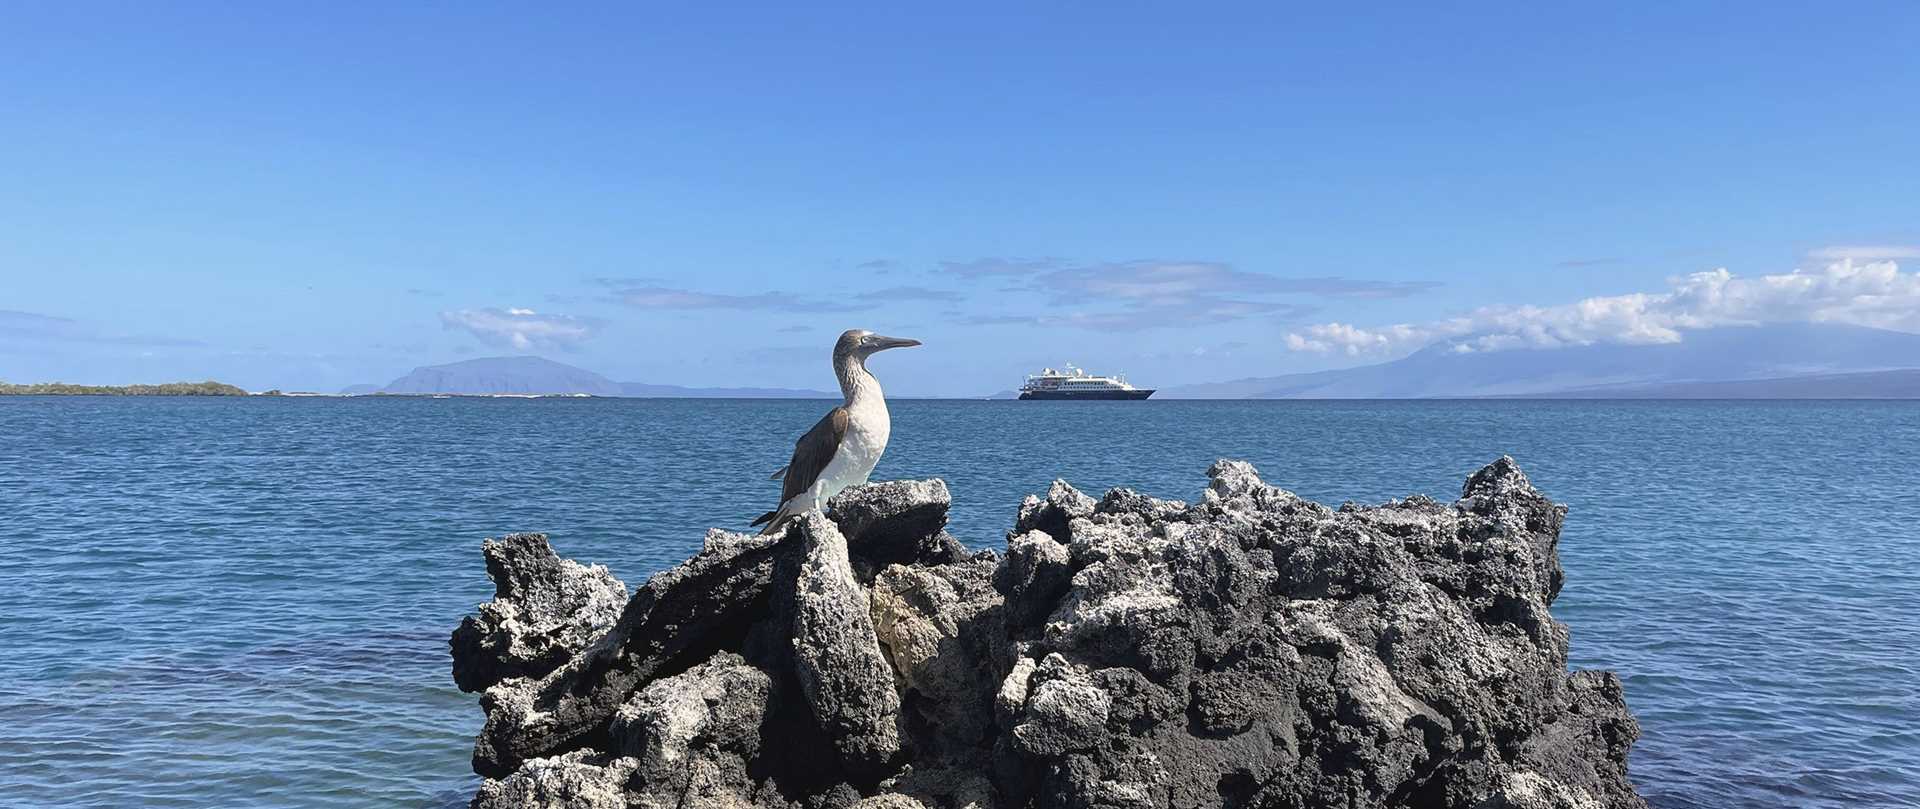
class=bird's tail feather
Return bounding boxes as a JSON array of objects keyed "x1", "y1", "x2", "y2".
[
  {"x1": 754, "y1": 508, "x2": 798, "y2": 536},
  {"x1": 749, "y1": 510, "x2": 776, "y2": 527},
  {"x1": 769, "y1": 465, "x2": 788, "y2": 481}
]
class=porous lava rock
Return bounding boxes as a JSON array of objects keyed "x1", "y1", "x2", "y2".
[
  {"x1": 452, "y1": 458, "x2": 1647, "y2": 809},
  {"x1": 450, "y1": 533, "x2": 628, "y2": 694},
  {"x1": 788, "y1": 512, "x2": 906, "y2": 773}
]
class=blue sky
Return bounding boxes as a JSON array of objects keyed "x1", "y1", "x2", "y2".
[{"x1": 3, "y1": 3, "x2": 1917, "y2": 395}]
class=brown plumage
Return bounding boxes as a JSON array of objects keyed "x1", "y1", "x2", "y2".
[
  {"x1": 751, "y1": 329, "x2": 920, "y2": 535},
  {"x1": 750, "y1": 407, "x2": 849, "y2": 533}
]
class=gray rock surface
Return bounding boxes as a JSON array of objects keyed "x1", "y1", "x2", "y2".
[
  {"x1": 828, "y1": 479, "x2": 969, "y2": 579},
  {"x1": 471, "y1": 751, "x2": 639, "y2": 809},
  {"x1": 450, "y1": 533, "x2": 628, "y2": 693},
  {"x1": 870, "y1": 554, "x2": 1003, "y2": 754},
  {"x1": 789, "y1": 513, "x2": 905, "y2": 773},
  {"x1": 470, "y1": 531, "x2": 789, "y2": 777},
  {"x1": 453, "y1": 461, "x2": 1648, "y2": 808},
  {"x1": 610, "y1": 652, "x2": 777, "y2": 808}
]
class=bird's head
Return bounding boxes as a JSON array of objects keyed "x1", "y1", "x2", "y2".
[{"x1": 835, "y1": 329, "x2": 921, "y2": 360}]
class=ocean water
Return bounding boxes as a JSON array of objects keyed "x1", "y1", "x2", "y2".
[{"x1": 1, "y1": 397, "x2": 1916, "y2": 808}]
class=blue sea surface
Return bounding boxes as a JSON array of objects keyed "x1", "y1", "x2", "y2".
[{"x1": 1, "y1": 397, "x2": 1916, "y2": 808}]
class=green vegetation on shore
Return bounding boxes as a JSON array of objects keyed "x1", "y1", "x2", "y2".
[{"x1": 0, "y1": 380, "x2": 249, "y2": 396}]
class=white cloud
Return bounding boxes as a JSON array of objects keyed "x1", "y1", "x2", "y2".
[
  {"x1": 440, "y1": 307, "x2": 599, "y2": 351},
  {"x1": 1285, "y1": 258, "x2": 1920, "y2": 357}
]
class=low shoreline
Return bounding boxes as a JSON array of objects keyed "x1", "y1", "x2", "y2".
[{"x1": 0, "y1": 380, "x2": 247, "y2": 396}]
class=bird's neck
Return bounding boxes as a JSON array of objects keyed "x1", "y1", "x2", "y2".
[{"x1": 837, "y1": 355, "x2": 883, "y2": 409}]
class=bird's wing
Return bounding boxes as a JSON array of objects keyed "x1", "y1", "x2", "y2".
[{"x1": 779, "y1": 406, "x2": 850, "y2": 505}]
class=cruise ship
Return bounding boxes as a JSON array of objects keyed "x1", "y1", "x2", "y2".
[{"x1": 1018, "y1": 364, "x2": 1155, "y2": 400}]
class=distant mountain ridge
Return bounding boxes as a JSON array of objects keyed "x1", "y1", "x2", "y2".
[
  {"x1": 1501, "y1": 368, "x2": 1920, "y2": 399},
  {"x1": 377, "y1": 357, "x2": 623, "y2": 396},
  {"x1": 355, "y1": 356, "x2": 833, "y2": 397},
  {"x1": 1163, "y1": 323, "x2": 1920, "y2": 399}
]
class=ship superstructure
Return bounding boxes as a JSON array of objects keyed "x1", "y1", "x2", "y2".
[{"x1": 1018, "y1": 364, "x2": 1154, "y2": 400}]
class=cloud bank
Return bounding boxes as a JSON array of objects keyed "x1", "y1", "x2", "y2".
[
  {"x1": 962, "y1": 299, "x2": 1317, "y2": 332},
  {"x1": 0, "y1": 309, "x2": 204, "y2": 347},
  {"x1": 942, "y1": 258, "x2": 1426, "y2": 330},
  {"x1": 940, "y1": 258, "x2": 1066, "y2": 278},
  {"x1": 855, "y1": 286, "x2": 964, "y2": 303},
  {"x1": 1285, "y1": 258, "x2": 1920, "y2": 356},
  {"x1": 1805, "y1": 245, "x2": 1920, "y2": 262},
  {"x1": 1028, "y1": 261, "x2": 1437, "y2": 302},
  {"x1": 440, "y1": 308, "x2": 598, "y2": 351},
  {"x1": 602, "y1": 284, "x2": 872, "y2": 313}
]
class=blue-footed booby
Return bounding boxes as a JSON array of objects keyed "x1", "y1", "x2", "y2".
[{"x1": 752, "y1": 329, "x2": 921, "y2": 535}]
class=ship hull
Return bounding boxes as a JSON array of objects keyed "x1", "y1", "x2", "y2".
[{"x1": 1018, "y1": 389, "x2": 1155, "y2": 400}]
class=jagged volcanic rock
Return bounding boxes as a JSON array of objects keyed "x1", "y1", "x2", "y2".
[
  {"x1": 829, "y1": 479, "x2": 969, "y2": 578},
  {"x1": 609, "y1": 651, "x2": 780, "y2": 807},
  {"x1": 450, "y1": 533, "x2": 628, "y2": 694},
  {"x1": 471, "y1": 750, "x2": 638, "y2": 809},
  {"x1": 452, "y1": 458, "x2": 1647, "y2": 809},
  {"x1": 788, "y1": 513, "x2": 906, "y2": 773}
]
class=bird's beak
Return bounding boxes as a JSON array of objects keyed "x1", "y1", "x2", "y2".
[{"x1": 872, "y1": 335, "x2": 921, "y2": 350}]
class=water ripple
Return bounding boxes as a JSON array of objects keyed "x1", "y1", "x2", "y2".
[{"x1": 1, "y1": 397, "x2": 1915, "y2": 807}]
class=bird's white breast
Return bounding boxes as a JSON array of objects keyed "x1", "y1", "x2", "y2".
[{"x1": 812, "y1": 397, "x2": 889, "y2": 504}]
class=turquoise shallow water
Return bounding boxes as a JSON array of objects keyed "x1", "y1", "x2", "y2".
[{"x1": 1, "y1": 397, "x2": 1916, "y2": 808}]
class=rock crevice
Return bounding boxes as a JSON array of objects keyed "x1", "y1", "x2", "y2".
[{"x1": 452, "y1": 458, "x2": 1647, "y2": 809}]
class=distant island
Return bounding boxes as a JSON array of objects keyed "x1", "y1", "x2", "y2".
[
  {"x1": 0, "y1": 380, "x2": 247, "y2": 396},
  {"x1": 1, "y1": 356, "x2": 837, "y2": 398},
  {"x1": 346, "y1": 356, "x2": 835, "y2": 398}
]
